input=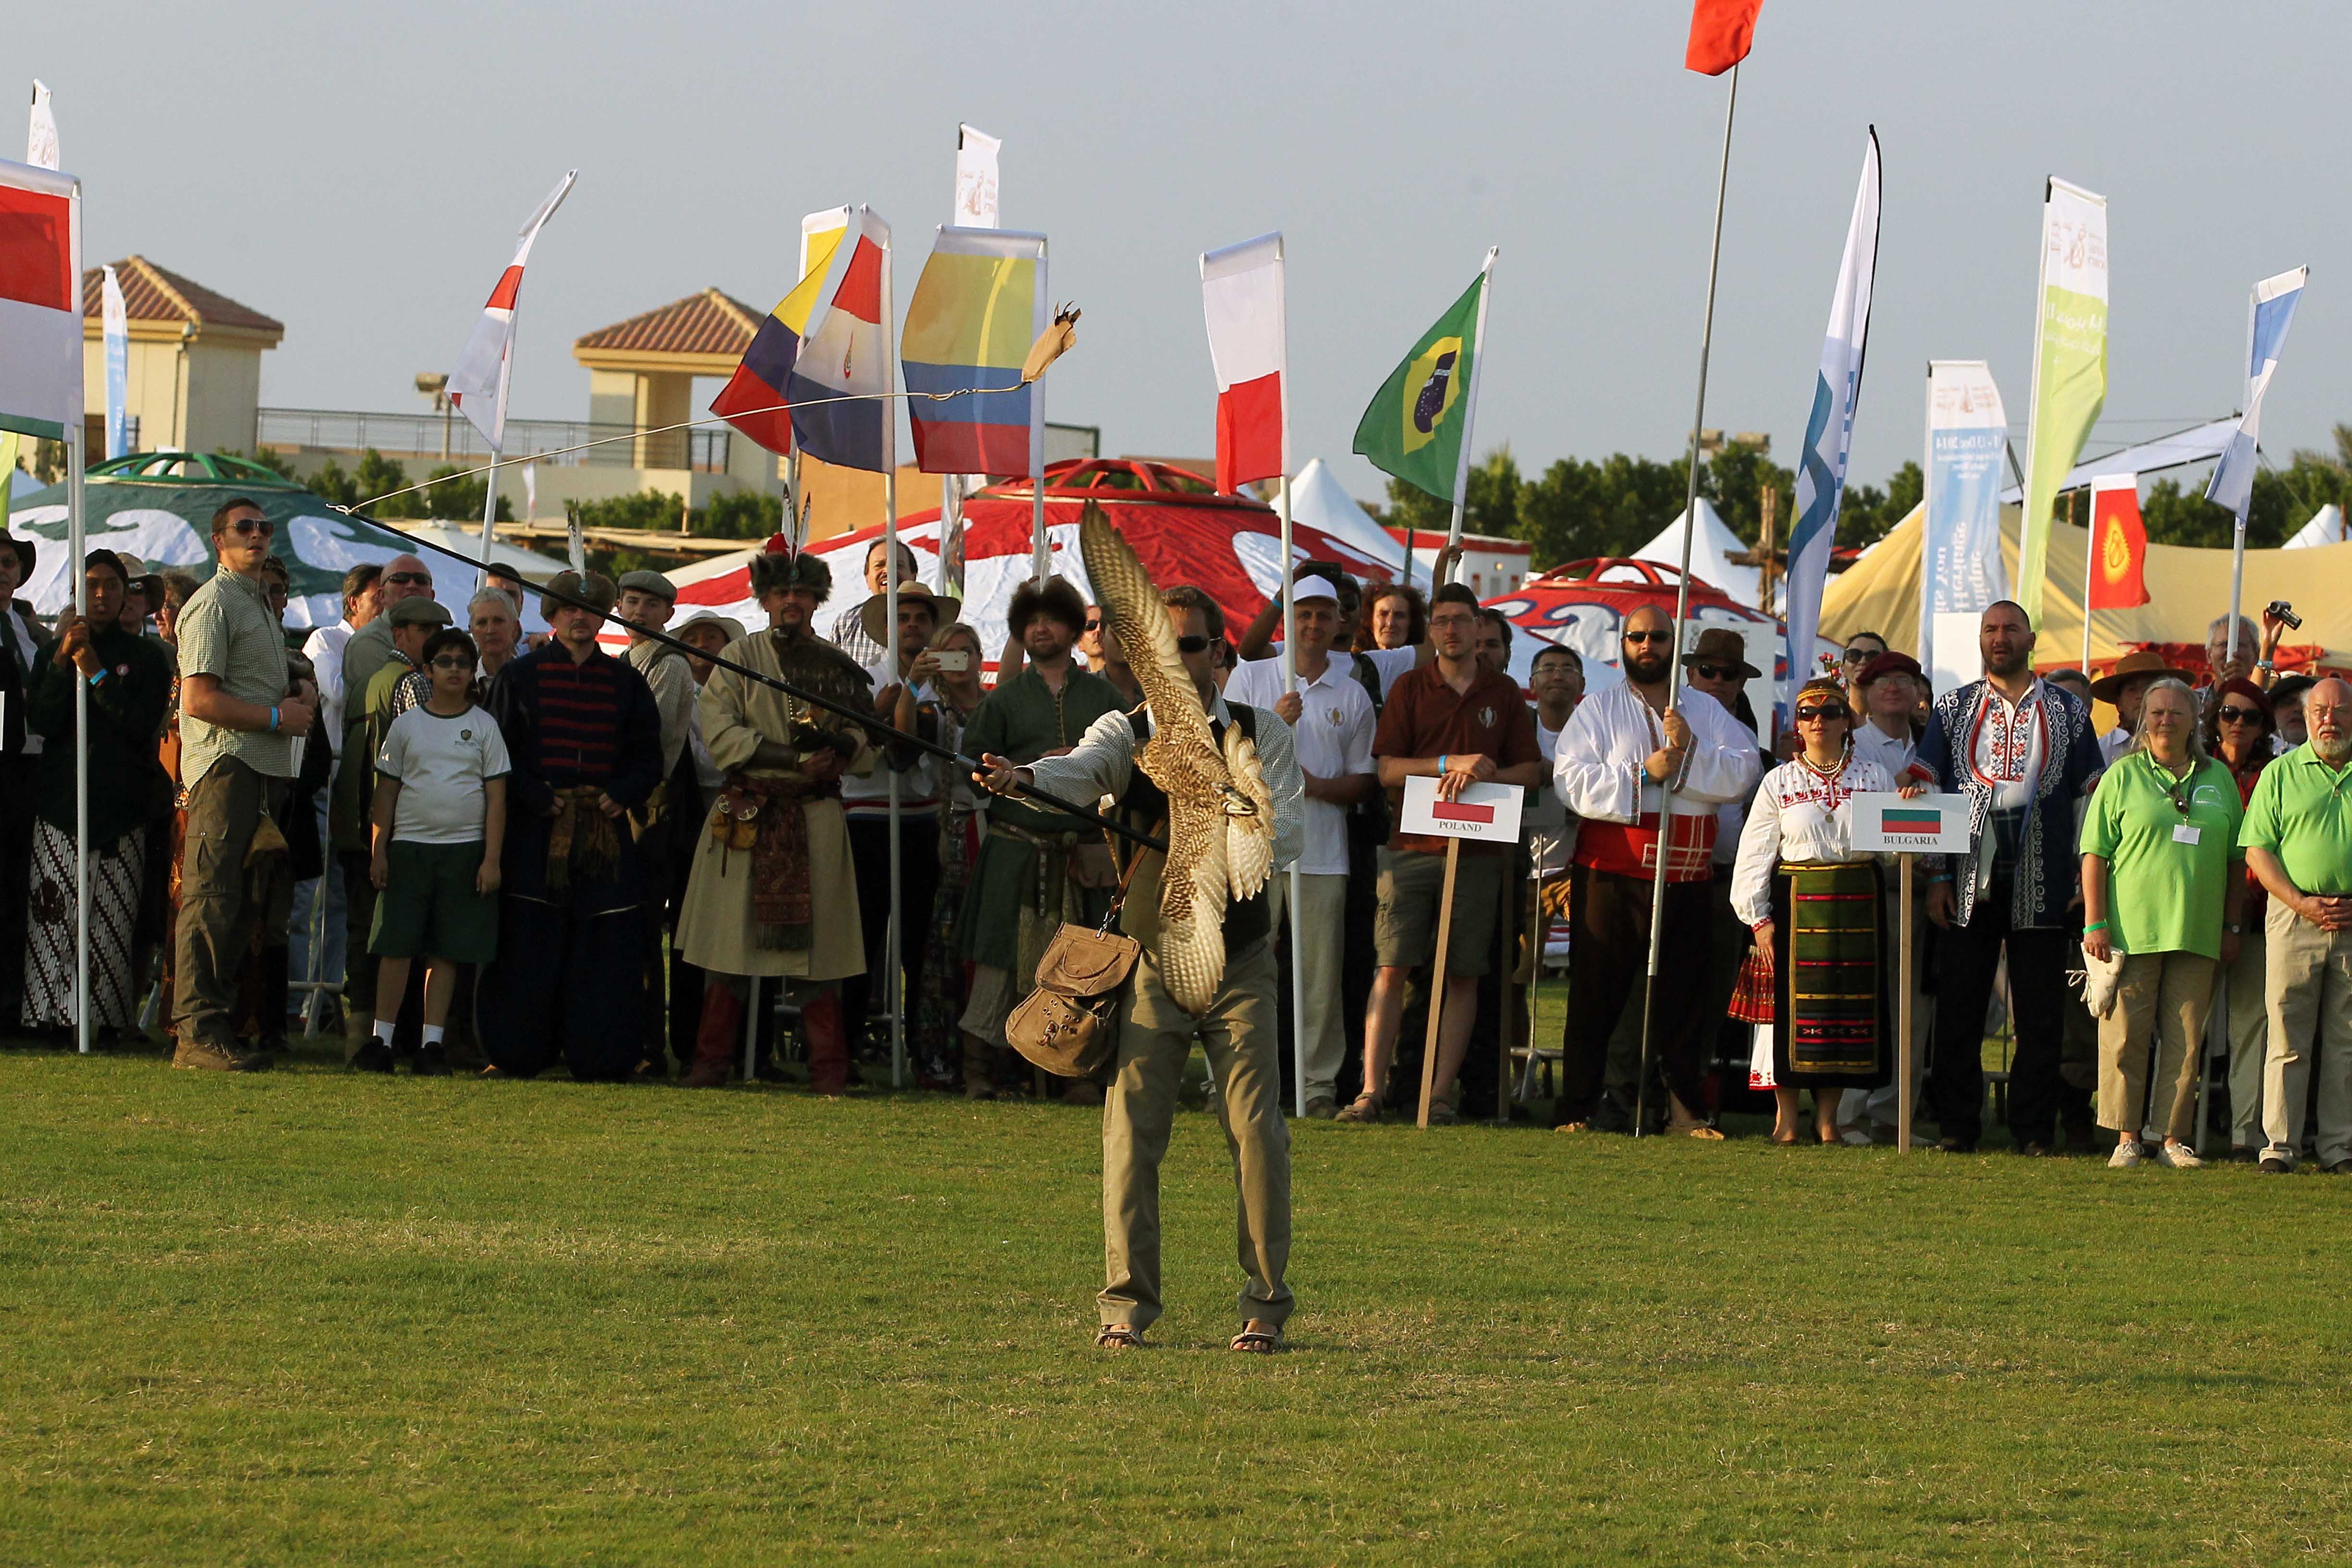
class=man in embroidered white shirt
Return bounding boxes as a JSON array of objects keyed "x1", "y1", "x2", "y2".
[{"x1": 1550, "y1": 605, "x2": 1762, "y2": 1135}]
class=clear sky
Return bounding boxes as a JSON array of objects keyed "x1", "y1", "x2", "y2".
[{"x1": 19, "y1": 0, "x2": 2348, "y2": 510}]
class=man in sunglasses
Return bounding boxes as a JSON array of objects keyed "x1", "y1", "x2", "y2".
[
  {"x1": 1916, "y1": 600, "x2": 2103, "y2": 1154},
  {"x1": 340, "y1": 554, "x2": 437, "y2": 703},
  {"x1": 1551, "y1": 604, "x2": 1760, "y2": 1136},
  {"x1": 169, "y1": 499, "x2": 316, "y2": 1070},
  {"x1": 1078, "y1": 604, "x2": 1142, "y2": 706}
]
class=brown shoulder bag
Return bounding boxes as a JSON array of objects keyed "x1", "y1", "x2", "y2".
[{"x1": 1004, "y1": 827, "x2": 1154, "y2": 1079}]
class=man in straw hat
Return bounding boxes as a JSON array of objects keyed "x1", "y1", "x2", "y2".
[
  {"x1": 953, "y1": 575, "x2": 1127, "y2": 1097},
  {"x1": 2089, "y1": 649, "x2": 2196, "y2": 768},
  {"x1": 476, "y1": 569, "x2": 665, "y2": 1080},
  {"x1": 674, "y1": 540, "x2": 878, "y2": 1092}
]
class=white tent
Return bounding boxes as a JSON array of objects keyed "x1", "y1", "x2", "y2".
[
  {"x1": 1284, "y1": 457, "x2": 1407, "y2": 573},
  {"x1": 1632, "y1": 497, "x2": 1760, "y2": 607},
  {"x1": 2285, "y1": 503, "x2": 2346, "y2": 549}
]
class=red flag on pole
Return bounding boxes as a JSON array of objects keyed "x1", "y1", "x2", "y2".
[
  {"x1": 1685, "y1": 0, "x2": 1764, "y2": 75},
  {"x1": 2087, "y1": 473, "x2": 2150, "y2": 611}
]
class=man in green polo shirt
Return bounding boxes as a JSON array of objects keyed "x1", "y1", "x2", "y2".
[
  {"x1": 171, "y1": 498, "x2": 317, "y2": 1070},
  {"x1": 2239, "y1": 676, "x2": 2352, "y2": 1173}
]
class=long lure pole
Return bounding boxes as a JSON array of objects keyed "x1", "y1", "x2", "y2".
[{"x1": 1635, "y1": 61, "x2": 1740, "y2": 1138}]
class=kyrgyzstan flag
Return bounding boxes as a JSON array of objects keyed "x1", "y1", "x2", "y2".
[
  {"x1": 1201, "y1": 233, "x2": 1286, "y2": 494},
  {"x1": 2087, "y1": 472, "x2": 2150, "y2": 611},
  {"x1": 0, "y1": 155, "x2": 82, "y2": 440},
  {"x1": 447, "y1": 170, "x2": 577, "y2": 448},
  {"x1": 1686, "y1": 0, "x2": 1764, "y2": 75}
]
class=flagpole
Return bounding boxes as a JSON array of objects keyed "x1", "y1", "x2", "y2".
[
  {"x1": 1278, "y1": 473, "x2": 1306, "y2": 1116},
  {"x1": 1030, "y1": 235, "x2": 1050, "y2": 584},
  {"x1": 478, "y1": 329, "x2": 512, "y2": 583},
  {"x1": 1440, "y1": 249, "x2": 1500, "y2": 578},
  {"x1": 881, "y1": 216, "x2": 906, "y2": 1092},
  {"x1": 67, "y1": 420, "x2": 90, "y2": 1055},
  {"x1": 1636, "y1": 60, "x2": 1739, "y2": 1139},
  {"x1": 2081, "y1": 487, "x2": 2095, "y2": 673}
]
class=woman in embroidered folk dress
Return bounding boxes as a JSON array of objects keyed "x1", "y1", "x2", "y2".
[{"x1": 1731, "y1": 679, "x2": 1903, "y2": 1143}]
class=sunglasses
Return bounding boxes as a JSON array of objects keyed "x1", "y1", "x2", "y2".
[
  {"x1": 1690, "y1": 663, "x2": 1740, "y2": 682},
  {"x1": 385, "y1": 571, "x2": 432, "y2": 586},
  {"x1": 428, "y1": 655, "x2": 474, "y2": 672},
  {"x1": 1794, "y1": 703, "x2": 1850, "y2": 723},
  {"x1": 1084, "y1": 618, "x2": 1102, "y2": 630},
  {"x1": 1176, "y1": 635, "x2": 1210, "y2": 654},
  {"x1": 1624, "y1": 629, "x2": 1671, "y2": 644},
  {"x1": 1842, "y1": 647, "x2": 1876, "y2": 663},
  {"x1": 225, "y1": 518, "x2": 274, "y2": 537},
  {"x1": 2217, "y1": 705, "x2": 2265, "y2": 724}
]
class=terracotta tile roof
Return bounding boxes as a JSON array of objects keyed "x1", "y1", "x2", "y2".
[
  {"x1": 574, "y1": 288, "x2": 762, "y2": 357},
  {"x1": 81, "y1": 255, "x2": 282, "y2": 334}
]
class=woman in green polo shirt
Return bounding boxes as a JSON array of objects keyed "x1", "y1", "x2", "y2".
[{"x1": 2080, "y1": 678, "x2": 2245, "y2": 1170}]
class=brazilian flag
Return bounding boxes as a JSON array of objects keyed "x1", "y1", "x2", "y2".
[{"x1": 1352, "y1": 265, "x2": 1488, "y2": 502}]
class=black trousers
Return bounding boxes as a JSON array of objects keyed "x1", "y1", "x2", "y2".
[
  {"x1": 0, "y1": 756, "x2": 35, "y2": 1026},
  {"x1": 476, "y1": 893, "x2": 645, "y2": 1080},
  {"x1": 1556, "y1": 866, "x2": 1713, "y2": 1126},
  {"x1": 1930, "y1": 877, "x2": 2068, "y2": 1147},
  {"x1": 843, "y1": 813, "x2": 941, "y2": 1031}
]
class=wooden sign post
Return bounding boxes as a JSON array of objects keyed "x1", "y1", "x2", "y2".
[
  {"x1": 1398, "y1": 775, "x2": 1525, "y2": 1128},
  {"x1": 1849, "y1": 791, "x2": 1973, "y2": 1152}
]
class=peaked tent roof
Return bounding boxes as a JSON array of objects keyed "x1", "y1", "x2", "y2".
[
  {"x1": 79, "y1": 256, "x2": 282, "y2": 343},
  {"x1": 2285, "y1": 503, "x2": 2346, "y2": 549},
  {"x1": 1285, "y1": 457, "x2": 1406, "y2": 572},
  {"x1": 1631, "y1": 497, "x2": 1759, "y2": 607},
  {"x1": 573, "y1": 288, "x2": 763, "y2": 373}
]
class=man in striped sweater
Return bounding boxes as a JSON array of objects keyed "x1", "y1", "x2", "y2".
[{"x1": 477, "y1": 571, "x2": 665, "y2": 1079}]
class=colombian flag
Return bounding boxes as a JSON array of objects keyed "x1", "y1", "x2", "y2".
[
  {"x1": 711, "y1": 205, "x2": 892, "y2": 472},
  {"x1": 902, "y1": 227, "x2": 1043, "y2": 476}
]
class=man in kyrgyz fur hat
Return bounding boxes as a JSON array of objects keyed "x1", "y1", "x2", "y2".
[
  {"x1": 951, "y1": 575, "x2": 1128, "y2": 1097},
  {"x1": 674, "y1": 540, "x2": 880, "y2": 1092}
]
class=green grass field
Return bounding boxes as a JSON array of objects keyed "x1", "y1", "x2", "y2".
[{"x1": 6, "y1": 1041, "x2": 2349, "y2": 1566}]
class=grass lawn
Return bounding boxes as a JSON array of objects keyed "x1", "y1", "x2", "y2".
[{"x1": 5, "y1": 1041, "x2": 2349, "y2": 1566}]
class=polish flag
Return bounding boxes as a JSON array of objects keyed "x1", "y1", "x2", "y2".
[
  {"x1": 0, "y1": 156, "x2": 81, "y2": 440},
  {"x1": 448, "y1": 170, "x2": 577, "y2": 448},
  {"x1": 1201, "y1": 233, "x2": 1286, "y2": 494}
]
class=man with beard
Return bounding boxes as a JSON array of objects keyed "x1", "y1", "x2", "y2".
[
  {"x1": 476, "y1": 571, "x2": 665, "y2": 1080},
  {"x1": 2239, "y1": 676, "x2": 2352, "y2": 1173},
  {"x1": 1918, "y1": 600, "x2": 2102, "y2": 1153},
  {"x1": 674, "y1": 544, "x2": 876, "y2": 1092},
  {"x1": 1474, "y1": 609, "x2": 1513, "y2": 677},
  {"x1": 954, "y1": 577, "x2": 1126, "y2": 1087},
  {"x1": 1550, "y1": 604, "x2": 1760, "y2": 1135}
]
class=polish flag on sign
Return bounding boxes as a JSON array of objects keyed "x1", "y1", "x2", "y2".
[
  {"x1": 0, "y1": 155, "x2": 82, "y2": 440},
  {"x1": 448, "y1": 170, "x2": 578, "y2": 447},
  {"x1": 1201, "y1": 233, "x2": 1286, "y2": 494},
  {"x1": 1685, "y1": 0, "x2": 1764, "y2": 75}
]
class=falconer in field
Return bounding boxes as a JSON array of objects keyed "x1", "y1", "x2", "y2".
[
  {"x1": 975, "y1": 517, "x2": 1304, "y2": 1355},
  {"x1": 674, "y1": 539, "x2": 878, "y2": 1093}
]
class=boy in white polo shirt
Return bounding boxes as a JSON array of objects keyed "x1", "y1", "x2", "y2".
[{"x1": 361, "y1": 628, "x2": 510, "y2": 1075}]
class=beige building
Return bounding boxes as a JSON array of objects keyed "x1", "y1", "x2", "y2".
[{"x1": 81, "y1": 257, "x2": 282, "y2": 456}]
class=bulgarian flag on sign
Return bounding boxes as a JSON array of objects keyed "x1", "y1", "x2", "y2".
[
  {"x1": 1353, "y1": 255, "x2": 1494, "y2": 504},
  {"x1": 0, "y1": 155, "x2": 82, "y2": 440}
]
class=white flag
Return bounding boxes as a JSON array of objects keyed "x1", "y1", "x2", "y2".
[
  {"x1": 954, "y1": 124, "x2": 1000, "y2": 228},
  {"x1": 101, "y1": 264, "x2": 129, "y2": 458},
  {"x1": 522, "y1": 462, "x2": 537, "y2": 520},
  {"x1": 448, "y1": 170, "x2": 577, "y2": 448},
  {"x1": 2205, "y1": 266, "x2": 2308, "y2": 526},
  {"x1": 25, "y1": 80, "x2": 56, "y2": 170}
]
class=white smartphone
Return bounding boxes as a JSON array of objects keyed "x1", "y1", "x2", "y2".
[{"x1": 933, "y1": 649, "x2": 971, "y2": 673}]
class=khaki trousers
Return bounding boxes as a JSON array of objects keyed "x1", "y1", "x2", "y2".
[
  {"x1": 2263, "y1": 900, "x2": 2352, "y2": 1166},
  {"x1": 2096, "y1": 950, "x2": 2216, "y2": 1143},
  {"x1": 171, "y1": 757, "x2": 288, "y2": 1049},
  {"x1": 1101, "y1": 937, "x2": 1293, "y2": 1333},
  {"x1": 1271, "y1": 872, "x2": 1349, "y2": 1103},
  {"x1": 2221, "y1": 919, "x2": 2270, "y2": 1148}
]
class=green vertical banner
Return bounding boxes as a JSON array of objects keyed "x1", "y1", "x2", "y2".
[{"x1": 2016, "y1": 176, "x2": 2107, "y2": 625}]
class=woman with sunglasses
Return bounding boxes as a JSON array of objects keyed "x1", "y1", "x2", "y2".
[
  {"x1": 1731, "y1": 677, "x2": 1906, "y2": 1143},
  {"x1": 2079, "y1": 678, "x2": 2245, "y2": 1169},
  {"x1": 2206, "y1": 677, "x2": 2276, "y2": 1159}
]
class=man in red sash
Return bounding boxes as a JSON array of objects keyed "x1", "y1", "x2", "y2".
[{"x1": 1551, "y1": 604, "x2": 1762, "y2": 1134}]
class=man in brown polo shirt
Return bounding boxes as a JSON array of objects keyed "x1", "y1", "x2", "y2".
[{"x1": 1338, "y1": 581, "x2": 1545, "y2": 1124}]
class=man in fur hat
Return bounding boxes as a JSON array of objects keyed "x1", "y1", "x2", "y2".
[
  {"x1": 674, "y1": 541, "x2": 880, "y2": 1091},
  {"x1": 476, "y1": 570, "x2": 665, "y2": 1079},
  {"x1": 952, "y1": 576, "x2": 1128, "y2": 1097}
]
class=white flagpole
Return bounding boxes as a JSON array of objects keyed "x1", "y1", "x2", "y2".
[
  {"x1": 1440, "y1": 248, "x2": 1500, "y2": 578},
  {"x1": 2081, "y1": 486, "x2": 2095, "y2": 674},
  {"x1": 1278, "y1": 473, "x2": 1306, "y2": 1116},
  {"x1": 67, "y1": 419, "x2": 90, "y2": 1054},
  {"x1": 881, "y1": 216, "x2": 906, "y2": 1092},
  {"x1": 1636, "y1": 62, "x2": 1740, "y2": 1137},
  {"x1": 478, "y1": 346, "x2": 506, "y2": 577},
  {"x1": 1030, "y1": 236, "x2": 1050, "y2": 584}
]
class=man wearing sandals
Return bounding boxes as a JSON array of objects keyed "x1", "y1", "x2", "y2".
[{"x1": 974, "y1": 585, "x2": 1305, "y2": 1354}]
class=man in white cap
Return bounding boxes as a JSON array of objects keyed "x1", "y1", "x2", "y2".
[{"x1": 1225, "y1": 575, "x2": 1377, "y2": 1116}]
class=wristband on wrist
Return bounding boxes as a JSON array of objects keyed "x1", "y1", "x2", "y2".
[
  {"x1": 2082, "y1": 919, "x2": 2109, "y2": 933},
  {"x1": 270, "y1": 706, "x2": 281, "y2": 733},
  {"x1": 1438, "y1": 754, "x2": 1448, "y2": 776},
  {"x1": 86, "y1": 667, "x2": 106, "y2": 687}
]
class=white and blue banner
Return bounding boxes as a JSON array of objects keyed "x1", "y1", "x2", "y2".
[
  {"x1": 2205, "y1": 265, "x2": 2308, "y2": 526},
  {"x1": 1920, "y1": 359, "x2": 2009, "y2": 691},
  {"x1": 1784, "y1": 127, "x2": 1880, "y2": 711},
  {"x1": 100, "y1": 264, "x2": 128, "y2": 459}
]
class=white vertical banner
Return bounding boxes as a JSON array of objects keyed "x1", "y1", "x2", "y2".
[
  {"x1": 1920, "y1": 359, "x2": 2009, "y2": 692},
  {"x1": 954, "y1": 123, "x2": 1000, "y2": 228},
  {"x1": 26, "y1": 81, "x2": 57, "y2": 170},
  {"x1": 100, "y1": 265, "x2": 129, "y2": 459}
]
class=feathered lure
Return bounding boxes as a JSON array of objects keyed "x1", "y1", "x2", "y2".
[{"x1": 1077, "y1": 503, "x2": 1273, "y2": 1014}]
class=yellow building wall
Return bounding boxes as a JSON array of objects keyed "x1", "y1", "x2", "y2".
[{"x1": 83, "y1": 335, "x2": 265, "y2": 454}]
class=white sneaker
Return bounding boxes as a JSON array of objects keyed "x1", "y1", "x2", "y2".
[
  {"x1": 2155, "y1": 1139, "x2": 2204, "y2": 1169},
  {"x1": 2107, "y1": 1140, "x2": 2144, "y2": 1168}
]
